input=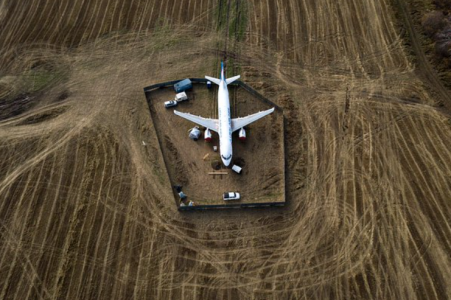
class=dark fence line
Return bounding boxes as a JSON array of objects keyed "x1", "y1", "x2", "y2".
[
  {"x1": 144, "y1": 78, "x2": 208, "y2": 93},
  {"x1": 143, "y1": 78, "x2": 286, "y2": 212},
  {"x1": 283, "y1": 117, "x2": 288, "y2": 209},
  {"x1": 143, "y1": 88, "x2": 181, "y2": 209},
  {"x1": 144, "y1": 79, "x2": 283, "y2": 112},
  {"x1": 178, "y1": 201, "x2": 285, "y2": 211}
]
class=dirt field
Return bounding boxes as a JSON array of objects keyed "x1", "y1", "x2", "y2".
[
  {"x1": 1, "y1": 0, "x2": 451, "y2": 299},
  {"x1": 148, "y1": 83, "x2": 285, "y2": 207}
]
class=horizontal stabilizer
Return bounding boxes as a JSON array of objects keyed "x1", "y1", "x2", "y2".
[
  {"x1": 226, "y1": 75, "x2": 240, "y2": 85},
  {"x1": 231, "y1": 107, "x2": 275, "y2": 132},
  {"x1": 205, "y1": 76, "x2": 221, "y2": 86}
]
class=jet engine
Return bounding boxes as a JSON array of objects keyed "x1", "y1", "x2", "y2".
[
  {"x1": 204, "y1": 128, "x2": 212, "y2": 142},
  {"x1": 188, "y1": 126, "x2": 201, "y2": 141},
  {"x1": 238, "y1": 128, "x2": 246, "y2": 140}
]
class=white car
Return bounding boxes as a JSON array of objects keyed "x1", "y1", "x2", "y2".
[
  {"x1": 223, "y1": 192, "x2": 240, "y2": 201},
  {"x1": 164, "y1": 100, "x2": 178, "y2": 108}
]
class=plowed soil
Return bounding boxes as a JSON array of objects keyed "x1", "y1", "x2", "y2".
[{"x1": 1, "y1": 0, "x2": 451, "y2": 299}]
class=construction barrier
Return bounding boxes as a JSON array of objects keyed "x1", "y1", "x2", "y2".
[
  {"x1": 143, "y1": 78, "x2": 286, "y2": 211},
  {"x1": 178, "y1": 201, "x2": 285, "y2": 211}
]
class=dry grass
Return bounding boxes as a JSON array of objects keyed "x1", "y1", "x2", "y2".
[{"x1": 0, "y1": 0, "x2": 451, "y2": 299}]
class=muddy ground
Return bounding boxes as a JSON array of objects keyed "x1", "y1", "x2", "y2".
[{"x1": 0, "y1": 0, "x2": 451, "y2": 299}]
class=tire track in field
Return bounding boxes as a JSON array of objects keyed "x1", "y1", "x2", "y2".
[
  {"x1": 63, "y1": 1, "x2": 89, "y2": 46},
  {"x1": 20, "y1": 153, "x2": 59, "y2": 299},
  {"x1": 0, "y1": 160, "x2": 48, "y2": 299},
  {"x1": 0, "y1": 0, "x2": 451, "y2": 299},
  {"x1": 1, "y1": 2, "x2": 35, "y2": 53},
  {"x1": 31, "y1": 0, "x2": 59, "y2": 46},
  {"x1": 65, "y1": 133, "x2": 107, "y2": 297},
  {"x1": 394, "y1": 0, "x2": 451, "y2": 112}
]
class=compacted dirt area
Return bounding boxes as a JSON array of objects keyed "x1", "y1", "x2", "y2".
[
  {"x1": 148, "y1": 84, "x2": 285, "y2": 207},
  {"x1": 1, "y1": 0, "x2": 451, "y2": 299}
]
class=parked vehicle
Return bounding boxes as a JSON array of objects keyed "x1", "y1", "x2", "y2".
[
  {"x1": 174, "y1": 79, "x2": 192, "y2": 93},
  {"x1": 164, "y1": 100, "x2": 178, "y2": 108},
  {"x1": 223, "y1": 192, "x2": 241, "y2": 201},
  {"x1": 175, "y1": 92, "x2": 188, "y2": 102},
  {"x1": 173, "y1": 185, "x2": 182, "y2": 193},
  {"x1": 231, "y1": 165, "x2": 242, "y2": 174}
]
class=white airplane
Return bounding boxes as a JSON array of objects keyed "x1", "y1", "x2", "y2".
[{"x1": 174, "y1": 62, "x2": 274, "y2": 166}]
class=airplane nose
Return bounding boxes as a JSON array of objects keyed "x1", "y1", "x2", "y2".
[
  {"x1": 222, "y1": 158, "x2": 231, "y2": 167},
  {"x1": 221, "y1": 153, "x2": 232, "y2": 166}
]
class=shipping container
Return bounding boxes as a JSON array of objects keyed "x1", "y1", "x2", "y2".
[{"x1": 174, "y1": 79, "x2": 192, "y2": 93}]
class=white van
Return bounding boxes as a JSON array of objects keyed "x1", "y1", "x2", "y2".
[{"x1": 175, "y1": 92, "x2": 188, "y2": 102}]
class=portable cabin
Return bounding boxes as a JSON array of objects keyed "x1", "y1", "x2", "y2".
[{"x1": 174, "y1": 79, "x2": 192, "y2": 93}]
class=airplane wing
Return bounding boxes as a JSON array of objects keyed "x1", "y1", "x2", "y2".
[
  {"x1": 174, "y1": 110, "x2": 219, "y2": 132},
  {"x1": 231, "y1": 107, "x2": 275, "y2": 132}
]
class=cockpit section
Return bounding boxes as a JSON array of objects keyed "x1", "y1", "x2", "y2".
[{"x1": 221, "y1": 154, "x2": 232, "y2": 160}]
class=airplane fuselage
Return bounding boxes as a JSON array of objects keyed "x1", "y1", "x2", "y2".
[
  {"x1": 173, "y1": 61, "x2": 274, "y2": 168},
  {"x1": 218, "y1": 80, "x2": 233, "y2": 166}
]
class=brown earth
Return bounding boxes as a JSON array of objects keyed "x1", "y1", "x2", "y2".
[
  {"x1": 148, "y1": 84, "x2": 285, "y2": 207},
  {"x1": 1, "y1": 0, "x2": 451, "y2": 299}
]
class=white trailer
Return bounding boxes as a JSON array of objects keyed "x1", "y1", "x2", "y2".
[{"x1": 175, "y1": 92, "x2": 188, "y2": 102}]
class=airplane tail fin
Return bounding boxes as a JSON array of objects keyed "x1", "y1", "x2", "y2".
[
  {"x1": 205, "y1": 76, "x2": 221, "y2": 85},
  {"x1": 204, "y1": 61, "x2": 240, "y2": 85},
  {"x1": 205, "y1": 75, "x2": 241, "y2": 86}
]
